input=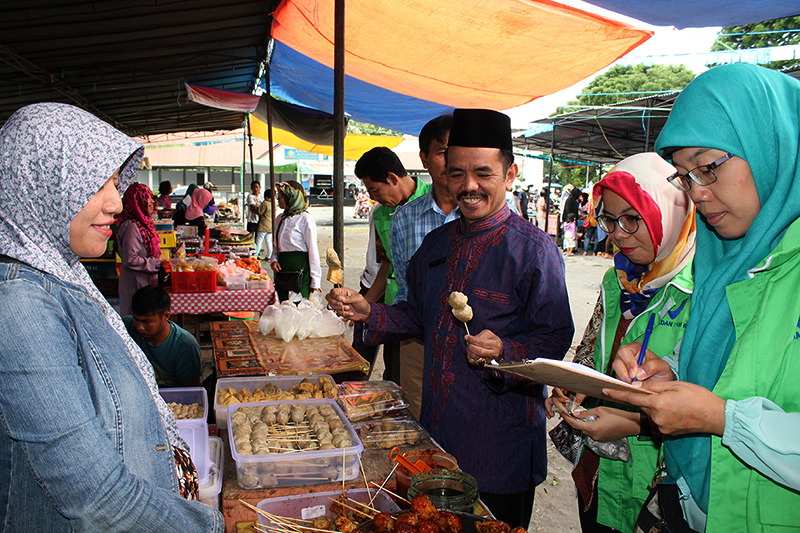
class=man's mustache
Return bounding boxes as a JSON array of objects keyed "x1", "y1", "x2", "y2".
[{"x1": 457, "y1": 191, "x2": 487, "y2": 200}]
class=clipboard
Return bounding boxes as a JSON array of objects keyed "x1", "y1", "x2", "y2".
[{"x1": 494, "y1": 358, "x2": 653, "y2": 404}]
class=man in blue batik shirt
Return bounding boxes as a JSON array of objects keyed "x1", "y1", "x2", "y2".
[{"x1": 328, "y1": 109, "x2": 573, "y2": 529}]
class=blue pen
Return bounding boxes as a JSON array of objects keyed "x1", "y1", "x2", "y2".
[{"x1": 631, "y1": 312, "x2": 656, "y2": 383}]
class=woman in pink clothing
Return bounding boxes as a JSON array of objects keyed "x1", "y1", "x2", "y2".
[{"x1": 116, "y1": 183, "x2": 162, "y2": 315}]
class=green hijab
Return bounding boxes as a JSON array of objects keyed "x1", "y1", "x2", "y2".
[
  {"x1": 655, "y1": 63, "x2": 800, "y2": 511},
  {"x1": 277, "y1": 181, "x2": 308, "y2": 216}
]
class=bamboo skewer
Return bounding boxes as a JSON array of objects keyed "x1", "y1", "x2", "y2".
[
  {"x1": 341, "y1": 446, "x2": 347, "y2": 495},
  {"x1": 359, "y1": 458, "x2": 371, "y2": 501},
  {"x1": 369, "y1": 481, "x2": 410, "y2": 505},
  {"x1": 345, "y1": 497, "x2": 378, "y2": 515},
  {"x1": 241, "y1": 501, "x2": 338, "y2": 533},
  {"x1": 326, "y1": 497, "x2": 373, "y2": 519},
  {"x1": 369, "y1": 462, "x2": 399, "y2": 506}
]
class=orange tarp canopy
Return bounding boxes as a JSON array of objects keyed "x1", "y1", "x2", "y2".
[{"x1": 271, "y1": 0, "x2": 652, "y2": 111}]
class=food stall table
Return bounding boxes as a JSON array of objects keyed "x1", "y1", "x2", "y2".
[
  {"x1": 210, "y1": 320, "x2": 369, "y2": 379},
  {"x1": 221, "y1": 434, "x2": 437, "y2": 533},
  {"x1": 170, "y1": 288, "x2": 277, "y2": 339}
]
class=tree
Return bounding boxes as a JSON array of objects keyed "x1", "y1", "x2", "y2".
[
  {"x1": 554, "y1": 64, "x2": 695, "y2": 115},
  {"x1": 347, "y1": 120, "x2": 402, "y2": 136},
  {"x1": 545, "y1": 160, "x2": 604, "y2": 190},
  {"x1": 711, "y1": 16, "x2": 800, "y2": 70}
]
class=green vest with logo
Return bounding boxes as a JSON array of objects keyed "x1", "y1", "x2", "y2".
[
  {"x1": 594, "y1": 261, "x2": 693, "y2": 532},
  {"x1": 372, "y1": 180, "x2": 430, "y2": 304},
  {"x1": 705, "y1": 218, "x2": 800, "y2": 532}
]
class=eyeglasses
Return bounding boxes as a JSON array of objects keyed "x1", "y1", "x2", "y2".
[
  {"x1": 597, "y1": 214, "x2": 643, "y2": 235},
  {"x1": 667, "y1": 153, "x2": 735, "y2": 191}
]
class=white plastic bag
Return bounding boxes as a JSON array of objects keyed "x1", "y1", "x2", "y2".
[
  {"x1": 309, "y1": 308, "x2": 346, "y2": 338},
  {"x1": 295, "y1": 308, "x2": 317, "y2": 340},
  {"x1": 258, "y1": 304, "x2": 282, "y2": 335},
  {"x1": 274, "y1": 302, "x2": 301, "y2": 342}
]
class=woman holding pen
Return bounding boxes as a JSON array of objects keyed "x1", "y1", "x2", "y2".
[
  {"x1": 546, "y1": 152, "x2": 696, "y2": 532},
  {"x1": 607, "y1": 64, "x2": 800, "y2": 532}
]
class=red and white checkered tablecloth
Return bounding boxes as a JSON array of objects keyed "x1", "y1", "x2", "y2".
[{"x1": 170, "y1": 288, "x2": 276, "y2": 314}]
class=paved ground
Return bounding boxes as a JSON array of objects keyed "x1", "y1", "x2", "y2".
[{"x1": 307, "y1": 206, "x2": 613, "y2": 531}]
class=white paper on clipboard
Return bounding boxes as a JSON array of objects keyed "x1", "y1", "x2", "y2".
[{"x1": 494, "y1": 358, "x2": 653, "y2": 404}]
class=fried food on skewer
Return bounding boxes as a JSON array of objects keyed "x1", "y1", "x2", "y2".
[{"x1": 448, "y1": 291, "x2": 473, "y2": 334}]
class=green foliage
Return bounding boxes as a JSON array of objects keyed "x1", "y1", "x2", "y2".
[
  {"x1": 553, "y1": 64, "x2": 695, "y2": 115},
  {"x1": 711, "y1": 16, "x2": 800, "y2": 70},
  {"x1": 544, "y1": 160, "x2": 603, "y2": 189},
  {"x1": 347, "y1": 121, "x2": 403, "y2": 136}
]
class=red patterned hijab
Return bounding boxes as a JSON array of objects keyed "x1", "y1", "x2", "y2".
[{"x1": 119, "y1": 183, "x2": 161, "y2": 258}]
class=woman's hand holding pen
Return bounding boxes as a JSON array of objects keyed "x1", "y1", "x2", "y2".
[{"x1": 612, "y1": 342, "x2": 675, "y2": 384}]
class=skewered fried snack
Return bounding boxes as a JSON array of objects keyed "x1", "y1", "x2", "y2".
[
  {"x1": 360, "y1": 495, "x2": 465, "y2": 533},
  {"x1": 451, "y1": 305, "x2": 473, "y2": 323},
  {"x1": 474, "y1": 521, "x2": 511, "y2": 533},
  {"x1": 448, "y1": 292, "x2": 473, "y2": 323},
  {"x1": 448, "y1": 292, "x2": 468, "y2": 309},
  {"x1": 167, "y1": 402, "x2": 204, "y2": 420},
  {"x1": 218, "y1": 377, "x2": 337, "y2": 406},
  {"x1": 326, "y1": 247, "x2": 344, "y2": 285}
]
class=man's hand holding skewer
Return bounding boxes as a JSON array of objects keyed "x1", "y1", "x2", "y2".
[{"x1": 326, "y1": 287, "x2": 372, "y2": 322}]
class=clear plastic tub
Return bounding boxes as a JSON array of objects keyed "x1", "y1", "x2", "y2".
[
  {"x1": 214, "y1": 375, "x2": 336, "y2": 429},
  {"x1": 227, "y1": 399, "x2": 363, "y2": 489},
  {"x1": 225, "y1": 272, "x2": 247, "y2": 291},
  {"x1": 352, "y1": 414, "x2": 429, "y2": 449},
  {"x1": 246, "y1": 279, "x2": 271, "y2": 290},
  {"x1": 178, "y1": 421, "x2": 210, "y2": 485},
  {"x1": 336, "y1": 381, "x2": 409, "y2": 421},
  {"x1": 256, "y1": 488, "x2": 401, "y2": 529},
  {"x1": 160, "y1": 387, "x2": 208, "y2": 422},
  {"x1": 198, "y1": 436, "x2": 223, "y2": 510}
]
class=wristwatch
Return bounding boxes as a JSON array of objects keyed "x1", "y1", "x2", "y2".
[{"x1": 637, "y1": 411, "x2": 652, "y2": 440}]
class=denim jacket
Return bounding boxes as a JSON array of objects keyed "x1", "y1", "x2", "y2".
[{"x1": 0, "y1": 262, "x2": 223, "y2": 531}]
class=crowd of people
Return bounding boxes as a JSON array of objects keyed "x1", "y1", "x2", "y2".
[
  {"x1": 330, "y1": 63, "x2": 800, "y2": 531},
  {"x1": 1, "y1": 62, "x2": 799, "y2": 531}
]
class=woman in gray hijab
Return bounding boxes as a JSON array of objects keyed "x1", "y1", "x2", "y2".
[{"x1": 0, "y1": 103, "x2": 222, "y2": 531}]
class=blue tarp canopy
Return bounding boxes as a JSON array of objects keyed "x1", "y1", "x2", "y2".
[{"x1": 582, "y1": 1, "x2": 800, "y2": 30}]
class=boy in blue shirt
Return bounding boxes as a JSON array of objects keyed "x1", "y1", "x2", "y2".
[{"x1": 123, "y1": 286, "x2": 203, "y2": 387}]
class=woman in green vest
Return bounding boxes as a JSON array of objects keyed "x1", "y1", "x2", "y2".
[
  {"x1": 547, "y1": 152, "x2": 696, "y2": 532},
  {"x1": 269, "y1": 181, "x2": 321, "y2": 301},
  {"x1": 609, "y1": 63, "x2": 800, "y2": 532}
]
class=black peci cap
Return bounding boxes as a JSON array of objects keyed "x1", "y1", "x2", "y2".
[{"x1": 448, "y1": 109, "x2": 512, "y2": 151}]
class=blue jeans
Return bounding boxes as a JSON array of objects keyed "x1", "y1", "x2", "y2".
[{"x1": 583, "y1": 225, "x2": 597, "y2": 253}]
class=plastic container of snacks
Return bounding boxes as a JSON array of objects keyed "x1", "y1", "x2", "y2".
[
  {"x1": 227, "y1": 399, "x2": 363, "y2": 489},
  {"x1": 214, "y1": 375, "x2": 336, "y2": 429}
]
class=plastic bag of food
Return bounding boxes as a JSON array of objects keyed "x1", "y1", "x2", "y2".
[
  {"x1": 274, "y1": 302, "x2": 301, "y2": 342},
  {"x1": 258, "y1": 303, "x2": 282, "y2": 335},
  {"x1": 309, "y1": 291, "x2": 326, "y2": 310},
  {"x1": 295, "y1": 307, "x2": 318, "y2": 340},
  {"x1": 309, "y1": 308, "x2": 346, "y2": 338}
]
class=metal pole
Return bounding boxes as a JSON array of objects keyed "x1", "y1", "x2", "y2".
[
  {"x1": 265, "y1": 68, "x2": 277, "y2": 230},
  {"x1": 544, "y1": 121, "x2": 555, "y2": 238},
  {"x1": 241, "y1": 119, "x2": 247, "y2": 223},
  {"x1": 332, "y1": 0, "x2": 345, "y2": 265}
]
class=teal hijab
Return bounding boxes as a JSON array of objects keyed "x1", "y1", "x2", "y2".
[{"x1": 655, "y1": 63, "x2": 800, "y2": 511}]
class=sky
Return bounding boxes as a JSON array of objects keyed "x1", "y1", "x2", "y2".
[{"x1": 505, "y1": 2, "x2": 722, "y2": 127}]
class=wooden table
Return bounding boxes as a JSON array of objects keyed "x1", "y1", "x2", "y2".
[{"x1": 210, "y1": 321, "x2": 369, "y2": 379}]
